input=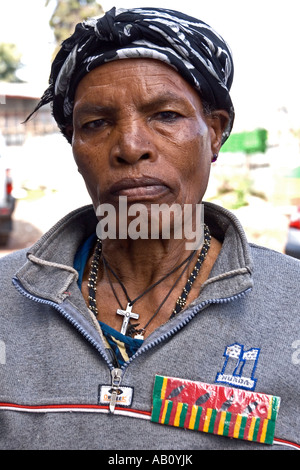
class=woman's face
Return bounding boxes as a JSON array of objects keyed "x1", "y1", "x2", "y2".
[{"x1": 71, "y1": 59, "x2": 226, "y2": 215}]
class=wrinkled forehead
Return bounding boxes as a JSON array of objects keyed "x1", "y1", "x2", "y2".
[
  {"x1": 73, "y1": 59, "x2": 204, "y2": 109},
  {"x1": 70, "y1": 59, "x2": 212, "y2": 137}
]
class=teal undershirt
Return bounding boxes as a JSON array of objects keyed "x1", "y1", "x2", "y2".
[{"x1": 74, "y1": 235, "x2": 143, "y2": 367}]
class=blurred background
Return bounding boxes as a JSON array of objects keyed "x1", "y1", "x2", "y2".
[{"x1": 0, "y1": 0, "x2": 300, "y2": 258}]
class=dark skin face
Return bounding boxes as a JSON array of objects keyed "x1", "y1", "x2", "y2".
[
  {"x1": 70, "y1": 59, "x2": 229, "y2": 336},
  {"x1": 71, "y1": 59, "x2": 227, "y2": 210}
]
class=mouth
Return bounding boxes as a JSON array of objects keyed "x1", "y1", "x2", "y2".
[{"x1": 109, "y1": 177, "x2": 170, "y2": 200}]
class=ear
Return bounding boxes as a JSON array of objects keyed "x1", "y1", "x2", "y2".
[
  {"x1": 206, "y1": 110, "x2": 230, "y2": 156},
  {"x1": 65, "y1": 124, "x2": 74, "y2": 144}
]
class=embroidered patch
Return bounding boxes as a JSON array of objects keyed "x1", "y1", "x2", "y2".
[
  {"x1": 215, "y1": 343, "x2": 260, "y2": 391},
  {"x1": 151, "y1": 375, "x2": 281, "y2": 445},
  {"x1": 98, "y1": 385, "x2": 134, "y2": 407}
]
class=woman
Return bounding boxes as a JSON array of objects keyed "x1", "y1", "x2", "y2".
[{"x1": 0, "y1": 7, "x2": 299, "y2": 451}]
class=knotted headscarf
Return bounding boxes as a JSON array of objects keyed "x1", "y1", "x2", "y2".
[{"x1": 30, "y1": 7, "x2": 235, "y2": 143}]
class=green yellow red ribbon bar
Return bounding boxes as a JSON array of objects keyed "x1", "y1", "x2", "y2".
[{"x1": 151, "y1": 375, "x2": 280, "y2": 445}]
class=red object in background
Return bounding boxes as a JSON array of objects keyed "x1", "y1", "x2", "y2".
[
  {"x1": 289, "y1": 207, "x2": 300, "y2": 229},
  {"x1": 5, "y1": 169, "x2": 12, "y2": 196}
]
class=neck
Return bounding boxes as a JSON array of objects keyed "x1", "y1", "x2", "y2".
[{"x1": 101, "y1": 237, "x2": 198, "y2": 290}]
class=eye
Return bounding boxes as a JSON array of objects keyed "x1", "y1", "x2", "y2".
[
  {"x1": 82, "y1": 118, "x2": 107, "y2": 130},
  {"x1": 153, "y1": 111, "x2": 182, "y2": 122}
]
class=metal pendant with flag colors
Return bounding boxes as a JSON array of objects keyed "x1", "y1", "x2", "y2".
[{"x1": 151, "y1": 375, "x2": 280, "y2": 445}]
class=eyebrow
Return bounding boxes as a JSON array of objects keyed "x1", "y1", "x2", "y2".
[
  {"x1": 140, "y1": 93, "x2": 193, "y2": 112},
  {"x1": 74, "y1": 103, "x2": 114, "y2": 118},
  {"x1": 74, "y1": 92, "x2": 195, "y2": 119}
]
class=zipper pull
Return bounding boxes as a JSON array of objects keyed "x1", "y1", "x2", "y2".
[{"x1": 109, "y1": 368, "x2": 122, "y2": 414}]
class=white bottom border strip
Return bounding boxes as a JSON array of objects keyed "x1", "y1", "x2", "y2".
[
  {"x1": 0, "y1": 404, "x2": 151, "y2": 420},
  {"x1": 1, "y1": 404, "x2": 299, "y2": 449}
]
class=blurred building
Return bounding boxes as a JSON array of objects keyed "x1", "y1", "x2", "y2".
[{"x1": 0, "y1": 82, "x2": 57, "y2": 146}]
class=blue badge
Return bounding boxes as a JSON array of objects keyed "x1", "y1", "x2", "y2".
[{"x1": 215, "y1": 343, "x2": 260, "y2": 391}]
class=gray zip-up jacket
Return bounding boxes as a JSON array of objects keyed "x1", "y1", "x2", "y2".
[{"x1": 0, "y1": 202, "x2": 299, "y2": 450}]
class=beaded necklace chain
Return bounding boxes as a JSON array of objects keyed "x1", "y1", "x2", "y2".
[
  {"x1": 87, "y1": 224, "x2": 211, "y2": 338},
  {"x1": 103, "y1": 247, "x2": 198, "y2": 338}
]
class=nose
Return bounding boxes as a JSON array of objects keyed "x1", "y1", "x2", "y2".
[{"x1": 109, "y1": 119, "x2": 157, "y2": 166}]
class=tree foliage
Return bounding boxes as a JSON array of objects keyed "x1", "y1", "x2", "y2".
[
  {"x1": 47, "y1": 0, "x2": 103, "y2": 51},
  {"x1": 0, "y1": 43, "x2": 23, "y2": 82}
]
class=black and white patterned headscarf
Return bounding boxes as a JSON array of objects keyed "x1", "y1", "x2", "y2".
[{"x1": 30, "y1": 7, "x2": 235, "y2": 143}]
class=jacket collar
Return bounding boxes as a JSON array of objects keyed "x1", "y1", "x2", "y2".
[
  {"x1": 15, "y1": 205, "x2": 98, "y2": 304},
  {"x1": 201, "y1": 202, "x2": 253, "y2": 301}
]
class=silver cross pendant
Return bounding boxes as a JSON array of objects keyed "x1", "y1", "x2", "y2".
[{"x1": 116, "y1": 303, "x2": 139, "y2": 335}]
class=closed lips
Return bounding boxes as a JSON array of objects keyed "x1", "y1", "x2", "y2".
[{"x1": 109, "y1": 177, "x2": 169, "y2": 197}]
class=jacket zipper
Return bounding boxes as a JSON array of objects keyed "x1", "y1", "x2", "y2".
[
  {"x1": 12, "y1": 277, "x2": 251, "y2": 413},
  {"x1": 109, "y1": 368, "x2": 123, "y2": 413}
]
